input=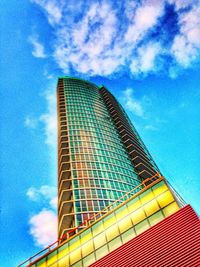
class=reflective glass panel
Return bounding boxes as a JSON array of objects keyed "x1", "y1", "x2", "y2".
[
  {"x1": 148, "y1": 211, "x2": 164, "y2": 226},
  {"x1": 157, "y1": 191, "x2": 174, "y2": 208},
  {"x1": 163, "y1": 202, "x2": 179, "y2": 217},
  {"x1": 130, "y1": 208, "x2": 146, "y2": 225},
  {"x1": 135, "y1": 219, "x2": 150, "y2": 235},
  {"x1": 143, "y1": 199, "x2": 160, "y2": 216}
]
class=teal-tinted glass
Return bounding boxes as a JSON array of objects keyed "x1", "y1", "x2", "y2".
[{"x1": 63, "y1": 78, "x2": 141, "y2": 227}]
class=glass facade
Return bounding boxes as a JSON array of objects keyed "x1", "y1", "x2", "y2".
[
  {"x1": 58, "y1": 78, "x2": 142, "y2": 237},
  {"x1": 18, "y1": 77, "x2": 186, "y2": 267},
  {"x1": 30, "y1": 179, "x2": 180, "y2": 267},
  {"x1": 99, "y1": 86, "x2": 160, "y2": 180}
]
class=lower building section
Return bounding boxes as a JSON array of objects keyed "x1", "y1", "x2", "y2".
[
  {"x1": 19, "y1": 177, "x2": 199, "y2": 267},
  {"x1": 90, "y1": 205, "x2": 200, "y2": 267}
]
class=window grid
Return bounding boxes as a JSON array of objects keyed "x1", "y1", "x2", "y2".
[
  {"x1": 62, "y1": 80, "x2": 141, "y2": 231},
  {"x1": 34, "y1": 181, "x2": 180, "y2": 267}
]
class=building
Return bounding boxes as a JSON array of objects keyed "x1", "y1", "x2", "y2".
[
  {"x1": 19, "y1": 177, "x2": 200, "y2": 267},
  {"x1": 57, "y1": 77, "x2": 160, "y2": 238},
  {"x1": 18, "y1": 78, "x2": 200, "y2": 267}
]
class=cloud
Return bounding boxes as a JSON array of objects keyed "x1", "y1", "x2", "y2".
[
  {"x1": 121, "y1": 88, "x2": 144, "y2": 117},
  {"x1": 43, "y1": 69, "x2": 54, "y2": 79},
  {"x1": 171, "y1": 6, "x2": 200, "y2": 67},
  {"x1": 30, "y1": 0, "x2": 200, "y2": 77},
  {"x1": 28, "y1": 35, "x2": 47, "y2": 58},
  {"x1": 31, "y1": 0, "x2": 62, "y2": 25},
  {"x1": 49, "y1": 196, "x2": 58, "y2": 209},
  {"x1": 27, "y1": 185, "x2": 57, "y2": 247},
  {"x1": 25, "y1": 84, "x2": 58, "y2": 249},
  {"x1": 168, "y1": 0, "x2": 195, "y2": 11},
  {"x1": 40, "y1": 86, "x2": 57, "y2": 148},
  {"x1": 24, "y1": 83, "x2": 57, "y2": 148},
  {"x1": 24, "y1": 116, "x2": 38, "y2": 129},
  {"x1": 29, "y1": 209, "x2": 57, "y2": 247},
  {"x1": 145, "y1": 125, "x2": 158, "y2": 131},
  {"x1": 130, "y1": 42, "x2": 161, "y2": 75},
  {"x1": 27, "y1": 185, "x2": 57, "y2": 203},
  {"x1": 124, "y1": 1, "x2": 164, "y2": 44}
]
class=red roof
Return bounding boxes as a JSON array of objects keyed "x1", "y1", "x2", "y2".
[{"x1": 90, "y1": 205, "x2": 200, "y2": 267}]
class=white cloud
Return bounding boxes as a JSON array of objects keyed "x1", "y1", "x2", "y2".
[
  {"x1": 40, "y1": 86, "x2": 57, "y2": 148},
  {"x1": 27, "y1": 187, "x2": 39, "y2": 201},
  {"x1": 121, "y1": 88, "x2": 144, "y2": 117},
  {"x1": 171, "y1": 6, "x2": 200, "y2": 67},
  {"x1": 130, "y1": 42, "x2": 161, "y2": 74},
  {"x1": 49, "y1": 196, "x2": 58, "y2": 209},
  {"x1": 24, "y1": 116, "x2": 38, "y2": 129},
  {"x1": 32, "y1": 0, "x2": 200, "y2": 76},
  {"x1": 29, "y1": 209, "x2": 57, "y2": 247},
  {"x1": 28, "y1": 35, "x2": 46, "y2": 58},
  {"x1": 30, "y1": 0, "x2": 200, "y2": 76},
  {"x1": 25, "y1": 83, "x2": 57, "y2": 148},
  {"x1": 31, "y1": 0, "x2": 167, "y2": 76},
  {"x1": 27, "y1": 184, "x2": 57, "y2": 212},
  {"x1": 53, "y1": 1, "x2": 121, "y2": 76},
  {"x1": 27, "y1": 185, "x2": 57, "y2": 202},
  {"x1": 145, "y1": 125, "x2": 158, "y2": 131},
  {"x1": 125, "y1": 1, "x2": 164, "y2": 44},
  {"x1": 25, "y1": 85, "x2": 58, "y2": 249},
  {"x1": 32, "y1": 0, "x2": 62, "y2": 25},
  {"x1": 43, "y1": 69, "x2": 54, "y2": 79},
  {"x1": 27, "y1": 185, "x2": 58, "y2": 247},
  {"x1": 167, "y1": 0, "x2": 195, "y2": 11}
]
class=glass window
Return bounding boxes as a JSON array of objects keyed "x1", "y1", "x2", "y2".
[
  {"x1": 143, "y1": 199, "x2": 160, "y2": 217},
  {"x1": 106, "y1": 223, "x2": 120, "y2": 241},
  {"x1": 82, "y1": 253, "x2": 95, "y2": 266},
  {"x1": 81, "y1": 240, "x2": 94, "y2": 258},
  {"x1": 103, "y1": 214, "x2": 117, "y2": 229},
  {"x1": 92, "y1": 221, "x2": 104, "y2": 237},
  {"x1": 47, "y1": 250, "x2": 57, "y2": 266},
  {"x1": 80, "y1": 229, "x2": 92, "y2": 244},
  {"x1": 127, "y1": 197, "x2": 141, "y2": 213},
  {"x1": 95, "y1": 244, "x2": 109, "y2": 260},
  {"x1": 71, "y1": 260, "x2": 82, "y2": 267},
  {"x1": 69, "y1": 248, "x2": 81, "y2": 265},
  {"x1": 162, "y1": 202, "x2": 179, "y2": 217},
  {"x1": 157, "y1": 191, "x2": 174, "y2": 208},
  {"x1": 108, "y1": 236, "x2": 122, "y2": 252},
  {"x1": 36, "y1": 257, "x2": 46, "y2": 267},
  {"x1": 69, "y1": 236, "x2": 80, "y2": 252},
  {"x1": 135, "y1": 219, "x2": 150, "y2": 235},
  {"x1": 148, "y1": 211, "x2": 164, "y2": 226},
  {"x1": 140, "y1": 189, "x2": 154, "y2": 205},
  {"x1": 57, "y1": 243, "x2": 69, "y2": 265},
  {"x1": 118, "y1": 215, "x2": 133, "y2": 234},
  {"x1": 93, "y1": 232, "x2": 107, "y2": 249},
  {"x1": 115, "y1": 206, "x2": 129, "y2": 221},
  {"x1": 130, "y1": 208, "x2": 146, "y2": 225},
  {"x1": 152, "y1": 181, "x2": 168, "y2": 196},
  {"x1": 57, "y1": 254, "x2": 69, "y2": 267},
  {"x1": 121, "y1": 228, "x2": 136, "y2": 244}
]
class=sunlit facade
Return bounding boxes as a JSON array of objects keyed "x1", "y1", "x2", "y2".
[
  {"x1": 21, "y1": 176, "x2": 193, "y2": 267},
  {"x1": 57, "y1": 77, "x2": 160, "y2": 238}
]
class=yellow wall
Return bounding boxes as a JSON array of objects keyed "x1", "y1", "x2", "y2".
[{"x1": 31, "y1": 180, "x2": 180, "y2": 267}]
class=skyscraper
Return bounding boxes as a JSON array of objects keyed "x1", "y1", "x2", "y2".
[
  {"x1": 18, "y1": 77, "x2": 200, "y2": 267},
  {"x1": 57, "y1": 77, "x2": 160, "y2": 238}
]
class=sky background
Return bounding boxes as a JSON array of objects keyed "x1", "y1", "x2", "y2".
[{"x1": 1, "y1": 0, "x2": 200, "y2": 266}]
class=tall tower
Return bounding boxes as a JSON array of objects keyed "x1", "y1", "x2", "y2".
[
  {"x1": 57, "y1": 77, "x2": 160, "y2": 238},
  {"x1": 19, "y1": 77, "x2": 199, "y2": 267}
]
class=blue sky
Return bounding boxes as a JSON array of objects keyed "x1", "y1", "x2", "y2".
[{"x1": 1, "y1": 0, "x2": 200, "y2": 266}]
